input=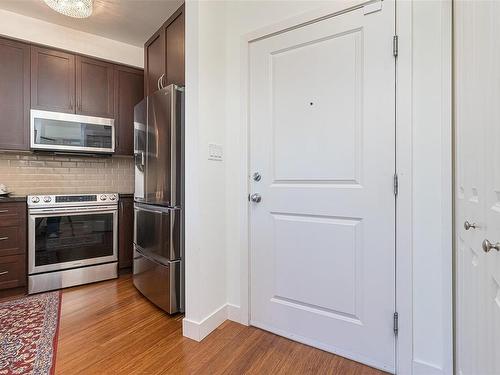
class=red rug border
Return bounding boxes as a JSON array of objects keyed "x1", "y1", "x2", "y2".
[{"x1": 50, "y1": 291, "x2": 62, "y2": 375}]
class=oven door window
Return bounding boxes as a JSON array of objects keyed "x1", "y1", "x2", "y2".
[{"x1": 34, "y1": 213, "x2": 114, "y2": 268}]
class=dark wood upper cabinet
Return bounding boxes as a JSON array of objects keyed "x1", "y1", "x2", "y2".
[
  {"x1": 31, "y1": 46, "x2": 75, "y2": 113},
  {"x1": 76, "y1": 56, "x2": 114, "y2": 118},
  {"x1": 0, "y1": 38, "x2": 30, "y2": 151},
  {"x1": 165, "y1": 7, "x2": 185, "y2": 86},
  {"x1": 0, "y1": 36, "x2": 143, "y2": 153},
  {"x1": 144, "y1": 4, "x2": 185, "y2": 95},
  {"x1": 114, "y1": 66, "x2": 144, "y2": 155},
  {"x1": 144, "y1": 30, "x2": 165, "y2": 96},
  {"x1": 118, "y1": 197, "x2": 134, "y2": 269}
]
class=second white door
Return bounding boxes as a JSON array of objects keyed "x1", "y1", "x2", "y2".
[{"x1": 249, "y1": 2, "x2": 396, "y2": 372}]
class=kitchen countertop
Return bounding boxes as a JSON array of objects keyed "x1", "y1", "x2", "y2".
[
  {"x1": 0, "y1": 193, "x2": 133, "y2": 203},
  {"x1": 0, "y1": 195, "x2": 27, "y2": 203}
]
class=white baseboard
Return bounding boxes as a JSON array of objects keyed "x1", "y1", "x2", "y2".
[
  {"x1": 413, "y1": 360, "x2": 445, "y2": 375},
  {"x1": 227, "y1": 303, "x2": 242, "y2": 323},
  {"x1": 182, "y1": 303, "x2": 242, "y2": 341}
]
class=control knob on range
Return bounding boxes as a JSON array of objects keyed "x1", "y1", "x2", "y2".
[
  {"x1": 31, "y1": 196, "x2": 40, "y2": 203},
  {"x1": 43, "y1": 196, "x2": 51, "y2": 203},
  {"x1": 100, "y1": 194, "x2": 107, "y2": 201},
  {"x1": 109, "y1": 194, "x2": 117, "y2": 201}
]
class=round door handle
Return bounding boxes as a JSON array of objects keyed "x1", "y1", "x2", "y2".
[
  {"x1": 482, "y1": 239, "x2": 500, "y2": 253},
  {"x1": 464, "y1": 221, "x2": 477, "y2": 230},
  {"x1": 250, "y1": 193, "x2": 262, "y2": 203}
]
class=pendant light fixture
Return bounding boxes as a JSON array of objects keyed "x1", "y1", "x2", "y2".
[{"x1": 43, "y1": 0, "x2": 94, "y2": 19}]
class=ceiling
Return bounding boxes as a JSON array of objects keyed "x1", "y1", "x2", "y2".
[{"x1": 0, "y1": 0, "x2": 183, "y2": 47}]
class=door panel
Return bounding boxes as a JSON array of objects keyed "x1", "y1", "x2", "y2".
[
  {"x1": 114, "y1": 66, "x2": 144, "y2": 155},
  {"x1": 76, "y1": 56, "x2": 114, "y2": 118},
  {"x1": 145, "y1": 86, "x2": 181, "y2": 207},
  {"x1": 455, "y1": 2, "x2": 500, "y2": 374},
  {"x1": 118, "y1": 197, "x2": 134, "y2": 269},
  {"x1": 133, "y1": 247, "x2": 181, "y2": 313},
  {"x1": 31, "y1": 46, "x2": 75, "y2": 113},
  {"x1": 133, "y1": 203, "x2": 181, "y2": 261},
  {"x1": 145, "y1": 31, "x2": 165, "y2": 96},
  {"x1": 0, "y1": 37, "x2": 30, "y2": 151},
  {"x1": 250, "y1": 3, "x2": 395, "y2": 372},
  {"x1": 165, "y1": 6, "x2": 185, "y2": 86}
]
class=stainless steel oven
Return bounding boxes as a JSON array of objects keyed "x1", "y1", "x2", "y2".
[
  {"x1": 27, "y1": 193, "x2": 119, "y2": 293},
  {"x1": 30, "y1": 109, "x2": 115, "y2": 154}
]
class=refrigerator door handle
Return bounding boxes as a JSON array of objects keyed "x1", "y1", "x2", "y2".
[
  {"x1": 170, "y1": 87, "x2": 177, "y2": 207},
  {"x1": 134, "y1": 202, "x2": 178, "y2": 214},
  {"x1": 134, "y1": 245, "x2": 170, "y2": 267}
]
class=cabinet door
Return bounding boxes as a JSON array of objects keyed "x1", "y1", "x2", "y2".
[
  {"x1": 119, "y1": 197, "x2": 134, "y2": 269},
  {"x1": 165, "y1": 5, "x2": 185, "y2": 86},
  {"x1": 31, "y1": 46, "x2": 75, "y2": 113},
  {"x1": 144, "y1": 29, "x2": 165, "y2": 96},
  {"x1": 114, "y1": 66, "x2": 144, "y2": 155},
  {"x1": 76, "y1": 56, "x2": 114, "y2": 118},
  {"x1": 0, "y1": 38, "x2": 30, "y2": 150}
]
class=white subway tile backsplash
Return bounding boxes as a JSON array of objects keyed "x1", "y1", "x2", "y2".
[{"x1": 0, "y1": 152, "x2": 134, "y2": 195}]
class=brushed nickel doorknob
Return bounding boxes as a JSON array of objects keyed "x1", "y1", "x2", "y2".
[
  {"x1": 464, "y1": 221, "x2": 477, "y2": 230},
  {"x1": 250, "y1": 193, "x2": 262, "y2": 203},
  {"x1": 252, "y1": 172, "x2": 262, "y2": 182},
  {"x1": 482, "y1": 239, "x2": 500, "y2": 253}
]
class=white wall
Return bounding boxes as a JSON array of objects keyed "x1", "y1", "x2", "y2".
[
  {"x1": 409, "y1": 1, "x2": 453, "y2": 374},
  {"x1": 182, "y1": 0, "x2": 228, "y2": 340},
  {"x1": 184, "y1": 1, "x2": 453, "y2": 374},
  {"x1": 0, "y1": 8, "x2": 142, "y2": 67}
]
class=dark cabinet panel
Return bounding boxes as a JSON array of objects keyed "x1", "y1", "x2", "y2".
[
  {"x1": 0, "y1": 255, "x2": 26, "y2": 289},
  {"x1": 144, "y1": 3, "x2": 184, "y2": 94},
  {"x1": 0, "y1": 202, "x2": 27, "y2": 291},
  {"x1": 0, "y1": 38, "x2": 30, "y2": 151},
  {"x1": 114, "y1": 66, "x2": 144, "y2": 155},
  {"x1": 76, "y1": 56, "x2": 114, "y2": 118},
  {"x1": 165, "y1": 7, "x2": 185, "y2": 86},
  {"x1": 31, "y1": 46, "x2": 75, "y2": 113},
  {"x1": 145, "y1": 31, "x2": 165, "y2": 96},
  {"x1": 119, "y1": 197, "x2": 134, "y2": 269}
]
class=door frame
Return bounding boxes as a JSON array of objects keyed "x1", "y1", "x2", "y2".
[{"x1": 236, "y1": 1, "x2": 452, "y2": 374}]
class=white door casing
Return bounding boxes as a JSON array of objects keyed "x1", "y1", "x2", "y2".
[
  {"x1": 456, "y1": 2, "x2": 500, "y2": 374},
  {"x1": 249, "y1": 2, "x2": 396, "y2": 372}
]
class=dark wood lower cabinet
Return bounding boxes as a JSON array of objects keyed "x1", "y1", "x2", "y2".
[
  {"x1": 0, "y1": 202, "x2": 27, "y2": 291},
  {"x1": 119, "y1": 197, "x2": 134, "y2": 269},
  {"x1": 0, "y1": 255, "x2": 26, "y2": 290}
]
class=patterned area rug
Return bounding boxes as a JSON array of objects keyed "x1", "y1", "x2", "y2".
[{"x1": 0, "y1": 291, "x2": 61, "y2": 375}]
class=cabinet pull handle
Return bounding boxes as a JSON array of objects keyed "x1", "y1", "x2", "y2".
[
  {"x1": 0, "y1": 210, "x2": 8, "y2": 213},
  {"x1": 0, "y1": 271, "x2": 8, "y2": 276},
  {"x1": 157, "y1": 74, "x2": 167, "y2": 90},
  {"x1": 0, "y1": 237, "x2": 8, "y2": 241}
]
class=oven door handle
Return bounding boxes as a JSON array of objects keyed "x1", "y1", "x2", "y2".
[{"x1": 29, "y1": 206, "x2": 117, "y2": 215}]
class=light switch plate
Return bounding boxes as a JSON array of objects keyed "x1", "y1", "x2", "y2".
[{"x1": 208, "y1": 143, "x2": 223, "y2": 161}]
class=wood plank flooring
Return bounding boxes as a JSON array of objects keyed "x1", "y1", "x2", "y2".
[{"x1": 56, "y1": 275, "x2": 388, "y2": 374}]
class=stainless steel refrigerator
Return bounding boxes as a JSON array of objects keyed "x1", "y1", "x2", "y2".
[{"x1": 133, "y1": 84, "x2": 184, "y2": 314}]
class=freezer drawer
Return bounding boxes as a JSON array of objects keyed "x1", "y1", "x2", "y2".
[
  {"x1": 133, "y1": 247, "x2": 182, "y2": 313},
  {"x1": 134, "y1": 202, "x2": 181, "y2": 261}
]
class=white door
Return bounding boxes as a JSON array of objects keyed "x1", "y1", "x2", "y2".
[
  {"x1": 456, "y1": 2, "x2": 500, "y2": 374},
  {"x1": 249, "y1": 2, "x2": 396, "y2": 372}
]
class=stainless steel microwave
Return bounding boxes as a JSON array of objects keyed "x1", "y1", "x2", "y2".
[{"x1": 30, "y1": 109, "x2": 115, "y2": 154}]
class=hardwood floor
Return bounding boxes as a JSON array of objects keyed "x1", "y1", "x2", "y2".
[{"x1": 56, "y1": 275, "x2": 387, "y2": 375}]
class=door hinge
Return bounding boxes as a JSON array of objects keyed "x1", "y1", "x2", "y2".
[
  {"x1": 393, "y1": 312, "x2": 399, "y2": 335},
  {"x1": 393, "y1": 173, "x2": 399, "y2": 196},
  {"x1": 393, "y1": 35, "x2": 399, "y2": 58}
]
